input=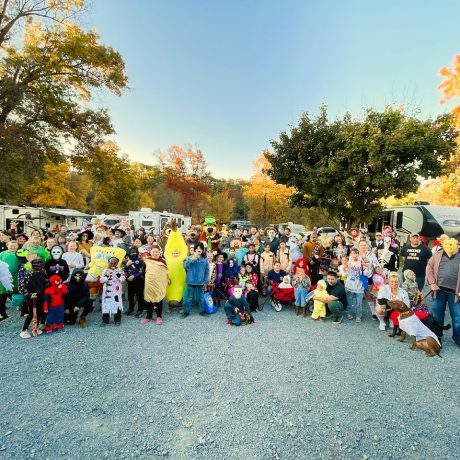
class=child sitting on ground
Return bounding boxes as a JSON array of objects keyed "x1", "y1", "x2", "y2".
[
  {"x1": 292, "y1": 267, "x2": 311, "y2": 317},
  {"x1": 224, "y1": 285, "x2": 254, "y2": 326},
  {"x1": 311, "y1": 279, "x2": 329, "y2": 321}
]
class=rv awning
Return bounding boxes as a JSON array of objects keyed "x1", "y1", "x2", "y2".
[{"x1": 44, "y1": 208, "x2": 91, "y2": 218}]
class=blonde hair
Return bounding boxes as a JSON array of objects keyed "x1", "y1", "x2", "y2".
[{"x1": 388, "y1": 271, "x2": 400, "y2": 281}]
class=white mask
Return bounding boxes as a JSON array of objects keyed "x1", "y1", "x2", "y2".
[
  {"x1": 233, "y1": 287, "x2": 243, "y2": 299},
  {"x1": 51, "y1": 245, "x2": 63, "y2": 261}
]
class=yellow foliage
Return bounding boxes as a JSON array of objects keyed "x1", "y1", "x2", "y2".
[
  {"x1": 244, "y1": 152, "x2": 294, "y2": 226},
  {"x1": 203, "y1": 191, "x2": 236, "y2": 223}
]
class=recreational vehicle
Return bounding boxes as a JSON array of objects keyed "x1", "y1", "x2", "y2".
[
  {"x1": 0, "y1": 205, "x2": 92, "y2": 236},
  {"x1": 368, "y1": 205, "x2": 460, "y2": 245},
  {"x1": 129, "y1": 209, "x2": 191, "y2": 234}
]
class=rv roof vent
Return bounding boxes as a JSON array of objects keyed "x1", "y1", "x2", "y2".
[
  {"x1": 140, "y1": 208, "x2": 152, "y2": 212},
  {"x1": 414, "y1": 201, "x2": 430, "y2": 205}
]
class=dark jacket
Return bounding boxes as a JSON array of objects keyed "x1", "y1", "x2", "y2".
[{"x1": 65, "y1": 269, "x2": 90, "y2": 308}]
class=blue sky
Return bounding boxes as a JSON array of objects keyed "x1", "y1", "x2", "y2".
[{"x1": 89, "y1": 0, "x2": 460, "y2": 179}]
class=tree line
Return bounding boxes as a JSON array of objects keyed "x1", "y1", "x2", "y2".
[{"x1": 1, "y1": 1, "x2": 459, "y2": 227}]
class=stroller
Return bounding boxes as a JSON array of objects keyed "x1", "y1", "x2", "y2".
[{"x1": 270, "y1": 282, "x2": 295, "y2": 312}]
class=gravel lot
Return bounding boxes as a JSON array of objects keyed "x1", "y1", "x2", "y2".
[{"x1": 1, "y1": 297, "x2": 459, "y2": 460}]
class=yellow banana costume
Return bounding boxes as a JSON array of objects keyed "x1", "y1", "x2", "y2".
[{"x1": 164, "y1": 226, "x2": 188, "y2": 303}]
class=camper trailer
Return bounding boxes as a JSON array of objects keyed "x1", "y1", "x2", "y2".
[
  {"x1": 368, "y1": 205, "x2": 460, "y2": 245},
  {"x1": 0, "y1": 205, "x2": 92, "y2": 236},
  {"x1": 129, "y1": 209, "x2": 191, "y2": 234}
]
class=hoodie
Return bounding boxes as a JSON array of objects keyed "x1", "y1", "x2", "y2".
[
  {"x1": 65, "y1": 269, "x2": 90, "y2": 308},
  {"x1": 123, "y1": 247, "x2": 145, "y2": 280},
  {"x1": 45, "y1": 245, "x2": 70, "y2": 281}
]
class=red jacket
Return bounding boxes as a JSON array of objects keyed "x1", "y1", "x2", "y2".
[{"x1": 43, "y1": 284, "x2": 68, "y2": 313}]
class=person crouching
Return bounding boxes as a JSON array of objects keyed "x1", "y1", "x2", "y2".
[
  {"x1": 44, "y1": 275, "x2": 68, "y2": 334},
  {"x1": 64, "y1": 269, "x2": 93, "y2": 328},
  {"x1": 225, "y1": 285, "x2": 254, "y2": 326}
]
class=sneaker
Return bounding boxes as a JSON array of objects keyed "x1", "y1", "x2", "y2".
[
  {"x1": 19, "y1": 330, "x2": 31, "y2": 339},
  {"x1": 356, "y1": 317, "x2": 362, "y2": 323},
  {"x1": 37, "y1": 329, "x2": 43, "y2": 335},
  {"x1": 372, "y1": 315, "x2": 378, "y2": 321},
  {"x1": 182, "y1": 312, "x2": 190, "y2": 318},
  {"x1": 56, "y1": 329, "x2": 65, "y2": 334},
  {"x1": 135, "y1": 311, "x2": 143, "y2": 318},
  {"x1": 156, "y1": 317, "x2": 163, "y2": 325},
  {"x1": 379, "y1": 322, "x2": 386, "y2": 331},
  {"x1": 226, "y1": 319, "x2": 233, "y2": 326},
  {"x1": 347, "y1": 315, "x2": 354, "y2": 320},
  {"x1": 141, "y1": 318, "x2": 151, "y2": 325}
]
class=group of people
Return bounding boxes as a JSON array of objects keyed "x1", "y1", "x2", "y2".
[{"x1": 0, "y1": 221, "x2": 458, "y2": 348}]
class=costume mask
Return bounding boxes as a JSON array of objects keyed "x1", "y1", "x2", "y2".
[
  {"x1": 442, "y1": 238, "x2": 458, "y2": 257},
  {"x1": 384, "y1": 236, "x2": 391, "y2": 246},
  {"x1": 31, "y1": 258, "x2": 44, "y2": 271},
  {"x1": 233, "y1": 286, "x2": 243, "y2": 299},
  {"x1": 49, "y1": 275, "x2": 62, "y2": 286},
  {"x1": 51, "y1": 245, "x2": 63, "y2": 261},
  {"x1": 73, "y1": 273, "x2": 83, "y2": 282},
  {"x1": 128, "y1": 248, "x2": 139, "y2": 261},
  {"x1": 109, "y1": 256, "x2": 119, "y2": 268}
]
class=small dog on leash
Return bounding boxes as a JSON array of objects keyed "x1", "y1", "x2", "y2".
[{"x1": 388, "y1": 300, "x2": 441, "y2": 358}]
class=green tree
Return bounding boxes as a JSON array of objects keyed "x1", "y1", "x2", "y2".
[
  {"x1": 0, "y1": 2, "x2": 127, "y2": 200},
  {"x1": 268, "y1": 105, "x2": 457, "y2": 226}
]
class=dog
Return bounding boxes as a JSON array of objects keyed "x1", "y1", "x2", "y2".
[{"x1": 388, "y1": 300, "x2": 441, "y2": 358}]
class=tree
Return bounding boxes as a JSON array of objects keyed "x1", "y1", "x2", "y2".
[
  {"x1": 243, "y1": 153, "x2": 294, "y2": 227},
  {"x1": 203, "y1": 191, "x2": 236, "y2": 222},
  {"x1": 23, "y1": 159, "x2": 77, "y2": 207},
  {"x1": 268, "y1": 105, "x2": 457, "y2": 226},
  {"x1": 156, "y1": 145, "x2": 211, "y2": 218},
  {"x1": 73, "y1": 141, "x2": 137, "y2": 213},
  {"x1": 0, "y1": 2, "x2": 127, "y2": 200}
]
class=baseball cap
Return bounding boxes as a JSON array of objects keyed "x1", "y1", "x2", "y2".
[{"x1": 410, "y1": 233, "x2": 420, "y2": 237}]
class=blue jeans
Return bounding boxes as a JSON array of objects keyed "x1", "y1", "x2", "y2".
[
  {"x1": 184, "y1": 285, "x2": 205, "y2": 314},
  {"x1": 415, "y1": 276, "x2": 425, "y2": 292},
  {"x1": 346, "y1": 291, "x2": 364, "y2": 319},
  {"x1": 430, "y1": 290, "x2": 460, "y2": 345}
]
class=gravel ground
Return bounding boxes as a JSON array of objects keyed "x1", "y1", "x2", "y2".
[{"x1": 0, "y1": 297, "x2": 459, "y2": 460}]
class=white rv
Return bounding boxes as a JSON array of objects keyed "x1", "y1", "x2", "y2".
[
  {"x1": 0, "y1": 205, "x2": 92, "y2": 236},
  {"x1": 129, "y1": 209, "x2": 191, "y2": 234},
  {"x1": 368, "y1": 205, "x2": 460, "y2": 245}
]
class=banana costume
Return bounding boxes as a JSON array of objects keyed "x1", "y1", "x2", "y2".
[{"x1": 164, "y1": 226, "x2": 188, "y2": 303}]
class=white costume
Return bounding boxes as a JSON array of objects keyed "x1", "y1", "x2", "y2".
[
  {"x1": 398, "y1": 315, "x2": 441, "y2": 346},
  {"x1": 100, "y1": 268, "x2": 126, "y2": 316}
]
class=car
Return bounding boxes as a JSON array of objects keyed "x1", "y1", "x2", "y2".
[{"x1": 317, "y1": 227, "x2": 338, "y2": 238}]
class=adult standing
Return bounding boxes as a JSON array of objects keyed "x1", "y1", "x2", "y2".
[
  {"x1": 400, "y1": 233, "x2": 432, "y2": 291},
  {"x1": 303, "y1": 233, "x2": 324, "y2": 284},
  {"x1": 426, "y1": 237, "x2": 460, "y2": 346},
  {"x1": 0, "y1": 241, "x2": 19, "y2": 320}
]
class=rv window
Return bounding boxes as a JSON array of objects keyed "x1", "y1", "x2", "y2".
[
  {"x1": 142, "y1": 220, "x2": 153, "y2": 227},
  {"x1": 368, "y1": 220, "x2": 376, "y2": 233},
  {"x1": 12, "y1": 209, "x2": 19, "y2": 215},
  {"x1": 395, "y1": 212, "x2": 403, "y2": 229}
]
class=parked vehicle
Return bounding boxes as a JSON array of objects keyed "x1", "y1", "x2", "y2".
[
  {"x1": 367, "y1": 205, "x2": 460, "y2": 245},
  {"x1": 129, "y1": 209, "x2": 191, "y2": 234},
  {"x1": 278, "y1": 222, "x2": 306, "y2": 235},
  {"x1": 0, "y1": 205, "x2": 91, "y2": 236},
  {"x1": 317, "y1": 227, "x2": 338, "y2": 238}
]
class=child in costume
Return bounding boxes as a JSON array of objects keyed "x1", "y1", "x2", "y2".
[
  {"x1": 224, "y1": 285, "x2": 254, "y2": 326},
  {"x1": 183, "y1": 242, "x2": 209, "y2": 317},
  {"x1": 246, "y1": 282, "x2": 259, "y2": 312},
  {"x1": 311, "y1": 279, "x2": 329, "y2": 321},
  {"x1": 293, "y1": 267, "x2": 311, "y2": 317},
  {"x1": 20, "y1": 259, "x2": 48, "y2": 339},
  {"x1": 368, "y1": 265, "x2": 386, "y2": 329},
  {"x1": 100, "y1": 256, "x2": 125, "y2": 326},
  {"x1": 43, "y1": 275, "x2": 68, "y2": 334},
  {"x1": 212, "y1": 252, "x2": 227, "y2": 307},
  {"x1": 142, "y1": 244, "x2": 168, "y2": 325},
  {"x1": 0, "y1": 259, "x2": 13, "y2": 320},
  {"x1": 64, "y1": 269, "x2": 92, "y2": 327},
  {"x1": 245, "y1": 263, "x2": 259, "y2": 291},
  {"x1": 338, "y1": 256, "x2": 348, "y2": 283},
  {"x1": 238, "y1": 265, "x2": 249, "y2": 289},
  {"x1": 402, "y1": 269, "x2": 419, "y2": 307},
  {"x1": 123, "y1": 246, "x2": 145, "y2": 317},
  {"x1": 45, "y1": 245, "x2": 70, "y2": 282},
  {"x1": 260, "y1": 243, "x2": 275, "y2": 295}
]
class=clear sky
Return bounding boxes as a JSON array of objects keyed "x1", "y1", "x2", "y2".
[{"x1": 89, "y1": 0, "x2": 460, "y2": 179}]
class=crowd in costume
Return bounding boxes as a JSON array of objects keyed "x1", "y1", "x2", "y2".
[{"x1": 0, "y1": 219, "x2": 459, "y2": 355}]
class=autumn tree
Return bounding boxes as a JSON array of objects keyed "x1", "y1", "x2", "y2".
[
  {"x1": 203, "y1": 191, "x2": 236, "y2": 223},
  {"x1": 0, "y1": 0, "x2": 127, "y2": 200},
  {"x1": 268, "y1": 105, "x2": 457, "y2": 226},
  {"x1": 243, "y1": 152, "x2": 294, "y2": 227},
  {"x1": 73, "y1": 141, "x2": 137, "y2": 214},
  {"x1": 156, "y1": 145, "x2": 211, "y2": 218}
]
